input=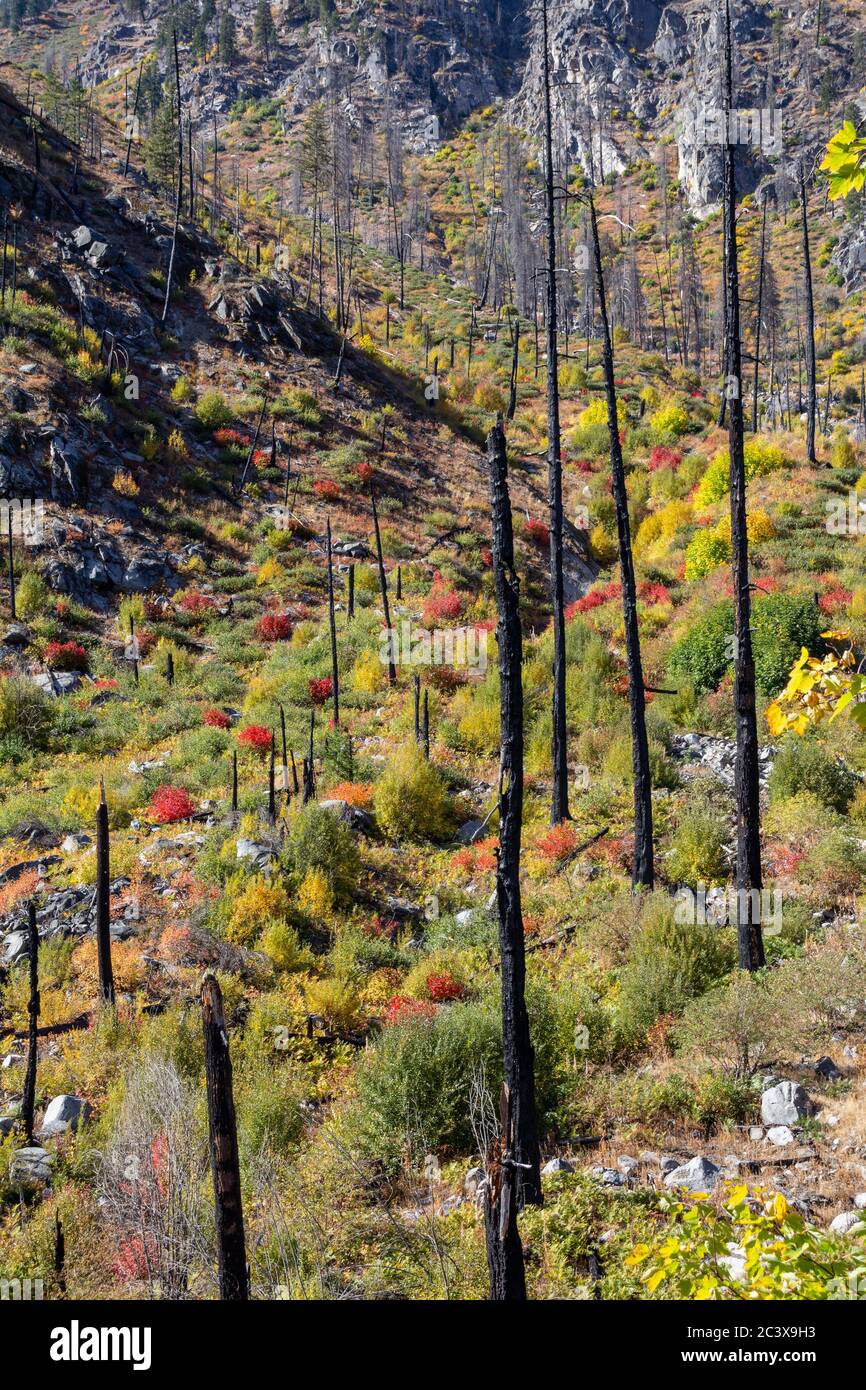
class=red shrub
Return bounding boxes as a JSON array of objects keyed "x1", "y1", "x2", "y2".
[
  {"x1": 481, "y1": 547, "x2": 493, "y2": 568},
  {"x1": 45, "y1": 640, "x2": 88, "y2": 671},
  {"x1": 313, "y1": 479, "x2": 341, "y2": 502},
  {"x1": 639, "y1": 580, "x2": 672, "y2": 605},
  {"x1": 309, "y1": 676, "x2": 333, "y2": 706},
  {"x1": 422, "y1": 573, "x2": 464, "y2": 624},
  {"x1": 238, "y1": 724, "x2": 274, "y2": 755},
  {"x1": 429, "y1": 664, "x2": 466, "y2": 692},
  {"x1": 426, "y1": 972, "x2": 466, "y2": 1002},
  {"x1": 149, "y1": 785, "x2": 196, "y2": 824},
  {"x1": 818, "y1": 585, "x2": 852, "y2": 615},
  {"x1": 328, "y1": 781, "x2": 374, "y2": 807},
  {"x1": 94, "y1": 678, "x2": 119, "y2": 690},
  {"x1": 356, "y1": 460, "x2": 374, "y2": 483},
  {"x1": 535, "y1": 822, "x2": 578, "y2": 862},
  {"x1": 648, "y1": 445, "x2": 682, "y2": 471},
  {"x1": 212, "y1": 428, "x2": 249, "y2": 449},
  {"x1": 256, "y1": 612, "x2": 293, "y2": 642},
  {"x1": 178, "y1": 591, "x2": 214, "y2": 614},
  {"x1": 383, "y1": 995, "x2": 438, "y2": 1026},
  {"x1": 524, "y1": 518, "x2": 550, "y2": 548},
  {"x1": 566, "y1": 581, "x2": 622, "y2": 620},
  {"x1": 203, "y1": 708, "x2": 231, "y2": 729}
]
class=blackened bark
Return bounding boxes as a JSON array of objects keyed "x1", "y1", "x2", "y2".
[
  {"x1": 588, "y1": 195, "x2": 654, "y2": 889},
  {"x1": 95, "y1": 783, "x2": 115, "y2": 1005},
  {"x1": 54, "y1": 1215, "x2": 66, "y2": 1296},
  {"x1": 483, "y1": 1084, "x2": 527, "y2": 1301},
  {"x1": 201, "y1": 973, "x2": 248, "y2": 1301},
  {"x1": 291, "y1": 749, "x2": 300, "y2": 796},
  {"x1": 486, "y1": 419, "x2": 542, "y2": 1208},
  {"x1": 7, "y1": 508, "x2": 15, "y2": 620},
  {"x1": 279, "y1": 705, "x2": 290, "y2": 805},
  {"x1": 724, "y1": 0, "x2": 765, "y2": 970},
  {"x1": 161, "y1": 29, "x2": 184, "y2": 325},
  {"x1": 347, "y1": 563, "x2": 355, "y2": 619},
  {"x1": 268, "y1": 734, "x2": 276, "y2": 823},
  {"x1": 541, "y1": 0, "x2": 569, "y2": 826},
  {"x1": 123, "y1": 60, "x2": 143, "y2": 178},
  {"x1": 231, "y1": 750, "x2": 238, "y2": 814},
  {"x1": 799, "y1": 164, "x2": 818, "y2": 464},
  {"x1": 507, "y1": 322, "x2": 519, "y2": 420},
  {"x1": 371, "y1": 484, "x2": 396, "y2": 684},
  {"x1": 21, "y1": 900, "x2": 38, "y2": 1144},
  {"x1": 752, "y1": 200, "x2": 767, "y2": 433},
  {"x1": 166, "y1": 650, "x2": 174, "y2": 687},
  {"x1": 326, "y1": 518, "x2": 340, "y2": 726},
  {"x1": 413, "y1": 674, "x2": 421, "y2": 743},
  {"x1": 303, "y1": 710, "x2": 315, "y2": 803},
  {"x1": 422, "y1": 689, "x2": 430, "y2": 761}
]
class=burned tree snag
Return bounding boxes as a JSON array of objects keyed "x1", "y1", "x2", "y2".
[
  {"x1": 486, "y1": 419, "x2": 542, "y2": 1209},
  {"x1": 7, "y1": 506, "x2": 15, "y2": 620},
  {"x1": 413, "y1": 674, "x2": 421, "y2": 743},
  {"x1": 326, "y1": 518, "x2": 340, "y2": 727},
  {"x1": 724, "y1": 0, "x2": 765, "y2": 970},
  {"x1": 371, "y1": 484, "x2": 396, "y2": 684},
  {"x1": 21, "y1": 900, "x2": 38, "y2": 1144},
  {"x1": 166, "y1": 650, "x2": 175, "y2": 687},
  {"x1": 303, "y1": 710, "x2": 315, "y2": 803},
  {"x1": 161, "y1": 29, "x2": 184, "y2": 325},
  {"x1": 483, "y1": 1083, "x2": 527, "y2": 1301},
  {"x1": 422, "y1": 689, "x2": 430, "y2": 761},
  {"x1": 268, "y1": 734, "x2": 276, "y2": 824},
  {"x1": 799, "y1": 164, "x2": 818, "y2": 464},
  {"x1": 54, "y1": 1215, "x2": 66, "y2": 1296},
  {"x1": 752, "y1": 199, "x2": 767, "y2": 433},
  {"x1": 201, "y1": 973, "x2": 248, "y2": 1301},
  {"x1": 123, "y1": 61, "x2": 143, "y2": 179},
  {"x1": 587, "y1": 193, "x2": 654, "y2": 889},
  {"x1": 95, "y1": 782, "x2": 115, "y2": 1005},
  {"x1": 507, "y1": 321, "x2": 520, "y2": 421},
  {"x1": 279, "y1": 705, "x2": 290, "y2": 805},
  {"x1": 231, "y1": 750, "x2": 238, "y2": 815},
  {"x1": 541, "y1": 0, "x2": 569, "y2": 827},
  {"x1": 291, "y1": 749, "x2": 300, "y2": 796}
]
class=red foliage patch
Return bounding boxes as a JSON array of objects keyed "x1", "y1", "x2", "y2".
[
  {"x1": 238, "y1": 724, "x2": 274, "y2": 755},
  {"x1": 256, "y1": 612, "x2": 293, "y2": 642},
  {"x1": 309, "y1": 676, "x2": 333, "y2": 706},
  {"x1": 648, "y1": 445, "x2": 682, "y2": 471},
  {"x1": 203, "y1": 708, "x2": 232, "y2": 729},
  {"x1": 426, "y1": 972, "x2": 466, "y2": 1002},
  {"x1": 178, "y1": 591, "x2": 214, "y2": 614},
  {"x1": 429, "y1": 664, "x2": 467, "y2": 692},
  {"x1": 639, "y1": 580, "x2": 672, "y2": 605},
  {"x1": 565, "y1": 580, "x2": 622, "y2": 620},
  {"x1": 450, "y1": 834, "x2": 499, "y2": 875},
  {"x1": 313, "y1": 479, "x2": 341, "y2": 502},
  {"x1": 535, "y1": 822, "x2": 578, "y2": 862},
  {"x1": 422, "y1": 572, "x2": 464, "y2": 624},
  {"x1": 524, "y1": 517, "x2": 550, "y2": 548},
  {"x1": 45, "y1": 640, "x2": 88, "y2": 671},
  {"x1": 383, "y1": 995, "x2": 438, "y2": 1026},
  {"x1": 212, "y1": 428, "x2": 249, "y2": 449},
  {"x1": 149, "y1": 785, "x2": 196, "y2": 824},
  {"x1": 818, "y1": 585, "x2": 852, "y2": 615},
  {"x1": 481, "y1": 547, "x2": 493, "y2": 568},
  {"x1": 356, "y1": 460, "x2": 374, "y2": 483}
]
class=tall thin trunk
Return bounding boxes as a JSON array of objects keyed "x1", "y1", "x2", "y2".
[
  {"x1": 201, "y1": 973, "x2": 248, "y2": 1301},
  {"x1": 486, "y1": 419, "x2": 542, "y2": 1209},
  {"x1": 123, "y1": 61, "x2": 142, "y2": 178},
  {"x1": 752, "y1": 200, "x2": 767, "y2": 433},
  {"x1": 483, "y1": 1084, "x2": 527, "y2": 1301},
  {"x1": 279, "y1": 705, "x2": 290, "y2": 805},
  {"x1": 799, "y1": 164, "x2": 818, "y2": 464},
  {"x1": 161, "y1": 30, "x2": 184, "y2": 324},
  {"x1": 326, "y1": 518, "x2": 340, "y2": 726},
  {"x1": 21, "y1": 900, "x2": 38, "y2": 1144},
  {"x1": 541, "y1": 0, "x2": 569, "y2": 826},
  {"x1": 724, "y1": 0, "x2": 765, "y2": 971},
  {"x1": 588, "y1": 195, "x2": 654, "y2": 889},
  {"x1": 371, "y1": 484, "x2": 396, "y2": 684},
  {"x1": 95, "y1": 782, "x2": 115, "y2": 1004},
  {"x1": 7, "y1": 508, "x2": 15, "y2": 620}
]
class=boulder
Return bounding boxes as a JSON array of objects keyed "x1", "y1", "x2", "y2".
[
  {"x1": 748, "y1": 1126, "x2": 765, "y2": 1142},
  {"x1": 2, "y1": 623, "x2": 32, "y2": 648},
  {"x1": 1, "y1": 930, "x2": 29, "y2": 964},
  {"x1": 464, "y1": 1165, "x2": 485, "y2": 1197},
  {"x1": 766, "y1": 1126, "x2": 795, "y2": 1146},
  {"x1": 663, "y1": 1156, "x2": 721, "y2": 1193},
  {"x1": 236, "y1": 839, "x2": 276, "y2": 871},
  {"x1": 829, "y1": 1211, "x2": 864, "y2": 1236},
  {"x1": 456, "y1": 818, "x2": 486, "y2": 845},
  {"x1": 761, "y1": 1081, "x2": 813, "y2": 1127},
  {"x1": 0, "y1": 1116, "x2": 14, "y2": 1137},
  {"x1": 42, "y1": 1094, "x2": 91, "y2": 1132},
  {"x1": 49, "y1": 434, "x2": 86, "y2": 505},
  {"x1": 815, "y1": 1056, "x2": 842, "y2": 1082},
  {"x1": 542, "y1": 1157, "x2": 575, "y2": 1176},
  {"x1": 9, "y1": 1146, "x2": 54, "y2": 1186}
]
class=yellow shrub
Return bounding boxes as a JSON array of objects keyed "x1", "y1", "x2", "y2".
[
  {"x1": 373, "y1": 743, "x2": 454, "y2": 841},
  {"x1": 579, "y1": 397, "x2": 625, "y2": 429},
  {"x1": 650, "y1": 401, "x2": 690, "y2": 435},
  {"x1": 112, "y1": 469, "x2": 139, "y2": 497},
  {"x1": 590, "y1": 523, "x2": 618, "y2": 565},
  {"x1": 634, "y1": 499, "x2": 693, "y2": 555},
  {"x1": 715, "y1": 509, "x2": 776, "y2": 544},
  {"x1": 260, "y1": 919, "x2": 314, "y2": 972},
  {"x1": 227, "y1": 873, "x2": 290, "y2": 945},
  {"x1": 304, "y1": 977, "x2": 364, "y2": 1032},
  {"x1": 297, "y1": 867, "x2": 334, "y2": 919},
  {"x1": 350, "y1": 649, "x2": 384, "y2": 695},
  {"x1": 73, "y1": 938, "x2": 145, "y2": 994},
  {"x1": 166, "y1": 428, "x2": 189, "y2": 463},
  {"x1": 457, "y1": 698, "x2": 500, "y2": 755},
  {"x1": 256, "y1": 557, "x2": 286, "y2": 587}
]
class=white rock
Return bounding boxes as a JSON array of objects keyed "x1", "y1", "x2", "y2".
[
  {"x1": 766, "y1": 1126, "x2": 795, "y2": 1146},
  {"x1": 761, "y1": 1081, "x2": 812, "y2": 1127},
  {"x1": 830, "y1": 1211, "x2": 865, "y2": 1236},
  {"x1": 663, "y1": 1156, "x2": 721, "y2": 1193}
]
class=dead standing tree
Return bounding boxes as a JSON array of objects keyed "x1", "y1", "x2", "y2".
[
  {"x1": 540, "y1": 0, "x2": 569, "y2": 826},
  {"x1": 161, "y1": 29, "x2": 184, "y2": 325},
  {"x1": 486, "y1": 419, "x2": 542, "y2": 1211},
  {"x1": 95, "y1": 781, "x2": 115, "y2": 1005},
  {"x1": 587, "y1": 193, "x2": 654, "y2": 889},
  {"x1": 723, "y1": 0, "x2": 765, "y2": 970},
  {"x1": 371, "y1": 483, "x2": 396, "y2": 685},
  {"x1": 326, "y1": 518, "x2": 340, "y2": 727},
  {"x1": 799, "y1": 162, "x2": 819, "y2": 463},
  {"x1": 21, "y1": 900, "x2": 38, "y2": 1144},
  {"x1": 201, "y1": 972, "x2": 248, "y2": 1300}
]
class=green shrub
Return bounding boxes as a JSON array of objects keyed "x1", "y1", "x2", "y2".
[
  {"x1": 15, "y1": 570, "x2": 50, "y2": 619},
  {"x1": 373, "y1": 743, "x2": 454, "y2": 841},
  {"x1": 684, "y1": 529, "x2": 731, "y2": 580},
  {"x1": 768, "y1": 736, "x2": 857, "y2": 814},
  {"x1": 667, "y1": 797, "x2": 729, "y2": 885},
  {"x1": 284, "y1": 803, "x2": 360, "y2": 904},
  {"x1": 669, "y1": 595, "x2": 825, "y2": 696},
  {"x1": 0, "y1": 676, "x2": 54, "y2": 749},
  {"x1": 193, "y1": 390, "x2": 232, "y2": 429},
  {"x1": 667, "y1": 603, "x2": 732, "y2": 693},
  {"x1": 618, "y1": 895, "x2": 734, "y2": 1040}
]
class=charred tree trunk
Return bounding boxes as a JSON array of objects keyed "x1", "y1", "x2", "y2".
[
  {"x1": 724, "y1": 0, "x2": 765, "y2": 970},
  {"x1": 326, "y1": 518, "x2": 340, "y2": 726},
  {"x1": 507, "y1": 321, "x2": 519, "y2": 421},
  {"x1": 201, "y1": 973, "x2": 248, "y2": 1301},
  {"x1": 279, "y1": 705, "x2": 290, "y2": 805},
  {"x1": 422, "y1": 689, "x2": 430, "y2": 760},
  {"x1": 588, "y1": 195, "x2": 654, "y2": 889},
  {"x1": 799, "y1": 164, "x2": 818, "y2": 464},
  {"x1": 483, "y1": 1083, "x2": 527, "y2": 1301},
  {"x1": 7, "y1": 508, "x2": 15, "y2": 620},
  {"x1": 161, "y1": 29, "x2": 184, "y2": 325},
  {"x1": 303, "y1": 710, "x2": 315, "y2": 804},
  {"x1": 21, "y1": 900, "x2": 38, "y2": 1144},
  {"x1": 486, "y1": 419, "x2": 542, "y2": 1208},
  {"x1": 268, "y1": 734, "x2": 276, "y2": 824},
  {"x1": 54, "y1": 1215, "x2": 66, "y2": 1296},
  {"x1": 371, "y1": 485, "x2": 396, "y2": 685},
  {"x1": 123, "y1": 61, "x2": 143, "y2": 178},
  {"x1": 231, "y1": 750, "x2": 238, "y2": 815},
  {"x1": 541, "y1": 0, "x2": 569, "y2": 826},
  {"x1": 95, "y1": 782, "x2": 115, "y2": 1005},
  {"x1": 413, "y1": 674, "x2": 421, "y2": 743},
  {"x1": 752, "y1": 199, "x2": 767, "y2": 433}
]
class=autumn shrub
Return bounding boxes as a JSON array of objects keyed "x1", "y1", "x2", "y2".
[
  {"x1": 524, "y1": 518, "x2": 550, "y2": 548},
  {"x1": 768, "y1": 736, "x2": 857, "y2": 814},
  {"x1": 149, "y1": 785, "x2": 196, "y2": 823},
  {"x1": 256, "y1": 612, "x2": 292, "y2": 642},
  {"x1": 16, "y1": 570, "x2": 50, "y2": 619},
  {"x1": 203, "y1": 708, "x2": 232, "y2": 729},
  {"x1": 649, "y1": 401, "x2": 690, "y2": 436},
  {"x1": 666, "y1": 796, "x2": 729, "y2": 886},
  {"x1": 45, "y1": 640, "x2": 88, "y2": 671},
  {"x1": 238, "y1": 724, "x2": 274, "y2": 757},
  {"x1": 227, "y1": 873, "x2": 291, "y2": 946},
  {"x1": 684, "y1": 528, "x2": 731, "y2": 580},
  {"x1": 373, "y1": 743, "x2": 454, "y2": 841},
  {"x1": 696, "y1": 438, "x2": 789, "y2": 505},
  {"x1": 260, "y1": 919, "x2": 314, "y2": 972},
  {"x1": 617, "y1": 894, "x2": 734, "y2": 1044},
  {"x1": 194, "y1": 389, "x2": 232, "y2": 429},
  {"x1": 308, "y1": 676, "x2": 333, "y2": 705},
  {"x1": 422, "y1": 574, "x2": 463, "y2": 623},
  {"x1": 285, "y1": 803, "x2": 360, "y2": 904},
  {"x1": 0, "y1": 676, "x2": 54, "y2": 749}
]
